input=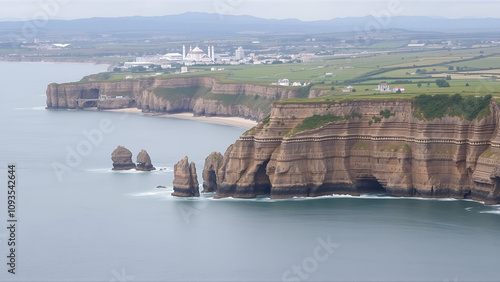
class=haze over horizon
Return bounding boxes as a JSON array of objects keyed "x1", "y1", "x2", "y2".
[{"x1": 1, "y1": 0, "x2": 499, "y2": 22}]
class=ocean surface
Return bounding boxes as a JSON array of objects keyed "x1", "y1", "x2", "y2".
[{"x1": 0, "y1": 62, "x2": 500, "y2": 282}]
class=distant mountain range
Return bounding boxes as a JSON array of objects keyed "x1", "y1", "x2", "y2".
[{"x1": 1, "y1": 12, "x2": 500, "y2": 39}]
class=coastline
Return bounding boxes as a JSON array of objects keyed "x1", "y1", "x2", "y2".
[{"x1": 103, "y1": 108, "x2": 257, "y2": 129}]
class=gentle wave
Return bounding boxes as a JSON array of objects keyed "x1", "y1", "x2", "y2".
[
  {"x1": 207, "y1": 193, "x2": 482, "y2": 204},
  {"x1": 129, "y1": 189, "x2": 173, "y2": 197},
  {"x1": 479, "y1": 210, "x2": 500, "y2": 215},
  {"x1": 85, "y1": 167, "x2": 173, "y2": 173},
  {"x1": 14, "y1": 106, "x2": 46, "y2": 111},
  {"x1": 127, "y1": 188, "x2": 498, "y2": 209},
  {"x1": 478, "y1": 206, "x2": 500, "y2": 215}
]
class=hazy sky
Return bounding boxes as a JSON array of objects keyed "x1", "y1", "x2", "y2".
[{"x1": 0, "y1": 0, "x2": 499, "y2": 21}]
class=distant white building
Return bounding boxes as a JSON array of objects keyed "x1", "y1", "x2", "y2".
[
  {"x1": 235, "y1": 46, "x2": 245, "y2": 60},
  {"x1": 181, "y1": 66, "x2": 188, "y2": 73},
  {"x1": 292, "y1": 82, "x2": 303, "y2": 86},
  {"x1": 123, "y1": 62, "x2": 154, "y2": 69},
  {"x1": 160, "y1": 53, "x2": 184, "y2": 62},
  {"x1": 378, "y1": 82, "x2": 390, "y2": 92},
  {"x1": 183, "y1": 44, "x2": 214, "y2": 64},
  {"x1": 392, "y1": 86, "x2": 405, "y2": 92},
  {"x1": 278, "y1": 78, "x2": 290, "y2": 86}
]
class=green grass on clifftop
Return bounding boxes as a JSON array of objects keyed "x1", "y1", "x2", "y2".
[
  {"x1": 287, "y1": 114, "x2": 345, "y2": 136},
  {"x1": 412, "y1": 94, "x2": 492, "y2": 121}
]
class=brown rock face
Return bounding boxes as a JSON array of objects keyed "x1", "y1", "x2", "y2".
[
  {"x1": 210, "y1": 100, "x2": 500, "y2": 204},
  {"x1": 172, "y1": 156, "x2": 200, "y2": 197},
  {"x1": 202, "y1": 152, "x2": 223, "y2": 192},
  {"x1": 111, "y1": 146, "x2": 136, "y2": 170},
  {"x1": 136, "y1": 150, "x2": 155, "y2": 171},
  {"x1": 46, "y1": 76, "x2": 301, "y2": 121}
]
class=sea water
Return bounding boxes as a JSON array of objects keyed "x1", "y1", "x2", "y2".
[{"x1": 0, "y1": 62, "x2": 499, "y2": 281}]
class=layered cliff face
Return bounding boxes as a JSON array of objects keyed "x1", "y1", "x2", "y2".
[
  {"x1": 211, "y1": 99, "x2": 500, "y2": 204},
  {"x1": 202, "y1": 152, "x2": 224, "y2": 192},
  {"x1": 111, "y1": 146, "x2": 136, "y2": 170},
  {"x1": 46, "y1": 76, "x2": 301, "y2": 121},
  {"x1": 172, "y1": 156, "x2": 200, "y2": 197}
]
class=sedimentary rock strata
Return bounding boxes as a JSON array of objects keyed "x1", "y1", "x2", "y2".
[
  {"x1": 46, "y1": 76, "x2": 301, "y2": 121},
  {"x1": 172, "y1": 156, "x2": 200, "y2": 197},
  {"x1": 136, "y1": 150, "x2": 155, "y2": 171},
  {"x1": 111, "y1": 146, "x2": 136, "y2": 170},
  {"x1": 202, "y1": 152, "x2": 224, "y2": 192},
  {"x1": 209, "y1": 99, "x2": 500, "y2": 204}
]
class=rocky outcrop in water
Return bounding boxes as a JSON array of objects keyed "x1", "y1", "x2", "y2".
[
  {"x1": 204, "y1": 99, "x2": 500, "y2": 205},
  {"x1": 202, "y1": 152, "x2": 224, "y2": 192},
  {"x1": 136, "y1": 149, "x2": 155, "y2": 171},
  {"x1": 111, "y1": 146, "x2": 136, "y2": 170},
  {"x1": 172, "y1": 156, "x2": 200, "y2": 197}
]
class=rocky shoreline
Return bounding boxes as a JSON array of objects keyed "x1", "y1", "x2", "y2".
[
  {"x1": 45, "y1": 76, "x2": 303, "y2": 122},
  {"x1": 172, "y1": 99, "x2": 500, "y2": 205}
]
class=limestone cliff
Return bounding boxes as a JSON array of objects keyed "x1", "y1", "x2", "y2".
[
  {"x1": 208, "y1": 99, "x2": 500, "y2": 204},
  {"x1": 172, "y1": 156, "x2": 200, "y2": 197},
  {"x1": 202, "y1": 152, "x2": 224, "y2": 192},
  {"x1": 46, "y1": 76, "x2": 301, "y2": 121}
]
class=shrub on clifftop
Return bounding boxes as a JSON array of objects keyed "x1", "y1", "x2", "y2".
[{"x1": 413, "y1": 94, "x2": 492, "y2": 121}]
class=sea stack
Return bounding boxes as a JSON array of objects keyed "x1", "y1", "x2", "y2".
[
  {"x1": 111, "y1": 146, "x2": 136, "y2": 170},
  {"x1": 202, "y1": 152, "x2": 223, "y2": 192},
  {"x1": 172, "y1": 156, "x2": 200, "y2": 197},
  {"x1": 136, "y1": 149, "x2": 155, "y2": 171}
]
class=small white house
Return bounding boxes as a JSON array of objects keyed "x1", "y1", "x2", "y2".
[
  {"x1": 181, "y1": 66, "x2": 188, "y2": 73},
  {"x1": 278, "y1": 78, "x2": 290, "y2": 86},
  {"x1": 392, "y1": 86, "x2": 405, "y2": 92},
  {"x1": 378, "y1": 82, "x2": 390, "y2": 92},
  {"x1": 292, "y1": 82, "x2": 303, "y2": 87}
]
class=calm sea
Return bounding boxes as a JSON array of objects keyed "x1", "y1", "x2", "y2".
[{"x1": 0, "y1": 62, "x2": 499, "y2": 282}]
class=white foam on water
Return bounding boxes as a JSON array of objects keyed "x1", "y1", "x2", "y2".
[
  {"x1": 153, "y1": 167, "x2": 174, "y2": 173},
  {"x1": 14, "y1": 106, "x2": 46, "y2": 111},
  {"x1": 114, "y1": 169, "x2": 147, "y2": 174},
  {"x1": 479, "y1": 210, "x2": 500, "y2": 215},
  {"x1": 86, "y1": 167, "x2": 173, "y2": 174},
  {"x1": 128, "y1": 189, "x2": 173, "y2": 198}
]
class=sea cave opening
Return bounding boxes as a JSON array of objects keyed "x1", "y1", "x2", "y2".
[
  {"x1": 254, "y1": 160, "x2": 271, "y2": 196},
  {"x1": 80, "y1": 88, "x2": 99, "y2": 99},
  {"x1": 356, "y1": 177, "x2": 387, "y2": 195},
  {"x1": 204, "y1": 169, "x2": 218, "y2": 192}
]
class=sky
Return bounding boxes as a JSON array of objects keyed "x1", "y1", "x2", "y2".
[{"x1": 0, "y1": 0, "x2": 499, "y2": 21}]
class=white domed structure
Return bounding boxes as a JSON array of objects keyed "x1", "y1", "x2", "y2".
[{"x1": 183, "y1": 44, "x2": 214, "y2": 64}]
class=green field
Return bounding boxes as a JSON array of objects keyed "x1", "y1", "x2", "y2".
[{"x1": 77, "y1": 45, "x2": 500, "y2": 102}]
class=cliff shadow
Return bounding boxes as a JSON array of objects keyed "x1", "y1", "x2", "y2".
[
  {"x1": 82, "y1": 100, "x2": 97, "y2": 107},
  {"x1": 254, "y1": 159, "x2": 271, "y2": 196},
  {"x1": 80, "y1": 88, "x2": 99, "y2": 99},
  {"x1": 202, "y1": 170, "x2": 218, "y2": 193},
  {"x1": 356, "y1": 177, "x2": 387, "y2": 195}
]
